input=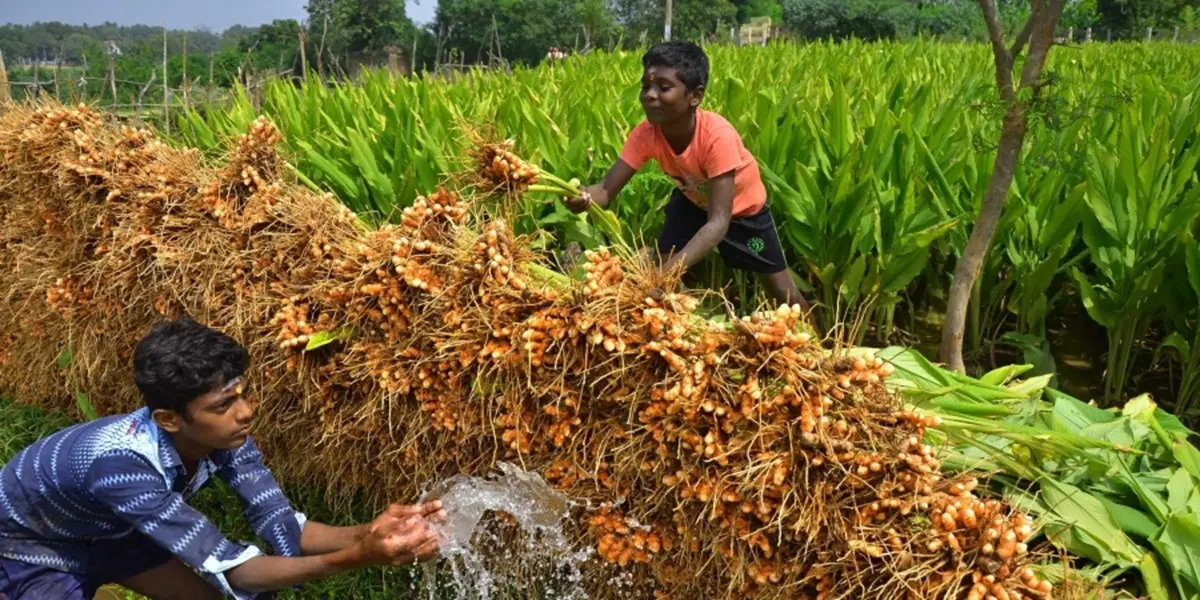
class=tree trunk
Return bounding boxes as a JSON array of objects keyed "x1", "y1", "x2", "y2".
[
  {"x1": 940, "y1": 0, "x2": 1065, "y2": 372},
  {"x1": 940, "y1": 108, "x2": 1027, "y2": 371}
]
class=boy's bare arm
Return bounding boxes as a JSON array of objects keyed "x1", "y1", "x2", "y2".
[
  {"x1": 228, "y1": 513, "x2": 439, "y2": 592},
  {"x1": 299, "y1": 502, "x2": 444, "y2": 555},
  {"x1": 566, "y1": 159, "x2": 637, "y2": 212},
  {"x1": 663, "y1": 171, "x2": 734, "y2": 273},
  {"x1": 299, "y1": 521, "x2": 367, "y2": 555}
]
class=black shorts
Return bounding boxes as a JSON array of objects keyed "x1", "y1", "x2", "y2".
[{"x1": 657, "y1": 190, "x2": 789, "y2": 274}]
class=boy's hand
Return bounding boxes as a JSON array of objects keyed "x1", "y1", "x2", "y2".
[
  {"x1": 566, "y1": 184, "x2": 607, "y2": 213},
  {"x1": 379, "y1": 501, "x2": 447, "y2": 525},
  {"x1": 358, "y1": 514, "x2": 439, "y2": 566}
]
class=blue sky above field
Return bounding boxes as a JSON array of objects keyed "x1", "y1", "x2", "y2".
[{"x1": 2, "y1": 0, "x2": 436, "y2": 30}]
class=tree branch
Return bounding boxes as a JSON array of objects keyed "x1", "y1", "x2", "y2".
[
  {"x1": 1019, "y1": 0, "x2": 1067, "y2": 88},
  {"x1": 1008, "y1": 0, "x2": 1044, "y2": 59},
  {"x1": 975, "y1": 0, "x2": 1015, "y2": 102}
]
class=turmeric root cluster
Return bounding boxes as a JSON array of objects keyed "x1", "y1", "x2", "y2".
[
  {"x1": 0, "y1": 106, "x2": 1060, "y2": 600},
  {"x1": 475, "y1": 139, "x2": 540, "y2": 193}
]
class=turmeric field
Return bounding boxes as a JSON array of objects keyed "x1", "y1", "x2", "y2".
[{"x1": 3, "y1": 38, "x2": 1200, "y2": 599}]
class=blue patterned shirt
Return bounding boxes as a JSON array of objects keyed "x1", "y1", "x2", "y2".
[{"x1": 0, "y1": 408, "x2": 306, "y2": 598}]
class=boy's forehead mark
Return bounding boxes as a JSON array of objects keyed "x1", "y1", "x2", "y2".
[{"x1": 644, "y1": 66, "x2": 678, "y2": 82}]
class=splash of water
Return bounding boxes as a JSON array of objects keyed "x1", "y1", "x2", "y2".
[{"x1": 417, "y1": 462, "x2": 593, "y2": 600}]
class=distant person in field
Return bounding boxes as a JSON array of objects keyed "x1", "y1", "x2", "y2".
[
  {"x1": 0, "y1": 317, "x2": 445, "y2": 600},
  {"x1": 566, "y1": 40, "x2": 811, "y2": 313}
]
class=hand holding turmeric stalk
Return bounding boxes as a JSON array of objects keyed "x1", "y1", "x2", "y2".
[
  {"x1": 473, "y1": 139, "x2": 626, "y2": 248},
  {"x1": 528, "y1": 175, "x2": 625, "y2": 249},
  {"x1": 563, "y1": 183, "x2": 606, "y2": 214}
]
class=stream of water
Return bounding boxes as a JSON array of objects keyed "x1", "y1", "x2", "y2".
[{"x1": 417, "y1": 462, "x2": 595, "y2": 600}]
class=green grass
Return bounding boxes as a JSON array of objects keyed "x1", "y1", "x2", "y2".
[{"x1": 0, "y1": 398, "x2": 425, "y2": 599}]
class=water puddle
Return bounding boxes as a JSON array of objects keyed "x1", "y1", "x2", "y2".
[{"x1": 417, "y1": 462, "x2": 593, "y2": 600}]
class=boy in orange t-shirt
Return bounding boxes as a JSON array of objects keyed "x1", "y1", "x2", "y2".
[{"x1": 566, "y1": 41, "x2": 809, "y2": 310}]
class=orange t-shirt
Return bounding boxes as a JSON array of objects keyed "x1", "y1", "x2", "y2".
[{"x1": 619, "y1": 109, "x2": 767, "y2": 217}]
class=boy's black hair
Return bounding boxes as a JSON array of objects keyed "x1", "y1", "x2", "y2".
[
  {"x1": 133, "y1": 316, "x2": 249, "y2": 417},
  {"x1": 642, "y1": 41, "x2": 709, "y2": 91}
]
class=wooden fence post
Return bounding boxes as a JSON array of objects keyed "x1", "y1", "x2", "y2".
[
  {"x1": 136, "y1": 69, "x2": 157, "y2": 125},
  {"x1": 54, "y1": 52, "x2": 62, "y2": 101},
  {"x1": 298, "y1": 29, "x2": 308, "y2": 76},
  {"x1": 1147, "y1": 27, "x2": 1154, "y2": 41},
  {"x1": 1085, "y1": 27, "x2": 1092, "y2": 42},
  {"x1": 108, "y1": 54, "x2": 118, "y2": 108},
  {"x1": 162, "y1": 27, "x2": 169, "y2": 134},
  {"x1": 182, "y1": 32, "x2": 189, "y2": 107},
  {"x1": 0, "y1": 50, "x2": 10, "y2": 103}
]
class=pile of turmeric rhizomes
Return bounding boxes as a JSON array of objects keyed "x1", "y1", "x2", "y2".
[{"x1": 0, "y1": 102, "x2": 1061, "y2": 600}]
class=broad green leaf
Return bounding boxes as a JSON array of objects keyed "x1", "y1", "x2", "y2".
[
  {"x1": 305, "y1": 328, "x2": 353, "y2": 352},
  {"x1": 75, "y1": 391, "x2": 98, "y2": 422},
  {"x1": 1152, "y1": 514, "x2": 1200, "y2": 590},
  {"x1": 297, "y1": 140, "x2": 361, "y2": 202},
  {"x1": 1007, "y1": 374, "x2": 1054, "y2": 399},
  {"x1": 839, "y1": 255, "x2": 867, "y2": 302},
  {"x1": 1140, "y1": 554, "x2": 1172, "y2": 600},
  {"x1": 1071, "y1": 268, "x2": 1118, "y2": 328},
  {"x1": 1176, "y1": 441, "x2": 1200, "y2": 482},
  {"x1": 1038, "y1": 183, "x2": 1085, "y2": 249},
  {"x1": 880, "y1": 250, "x2": 930, "y2": 293},
  {"x1": 1156, "y1": 410, "x2": 1198, "y2": 441},
  {"x1": 1038, "y1": 478, "x2": 1145, "y2": 566},
  {"x1": 1187, "y1": 243, "x2": 1200, "y2": 299},
  {"x1": 1160, "y1": 332, "x2": 1194, "y2": 365},
  {"x1": 1116, "y1": 460, "x2": 1172, "y2": 524},
  {"x1": 1082, "y1": 418, "x2": 1151, "y2": 449},
  {"x1": 1050, "y1": 391, "x2": 1117, "y2": 431},
  {"x1": 1097, "y1": 494, "x2": 1160, "y2": 539},
  {"x1": 979, "y1": 364, "x2": 1034, "y2": 387},
  {"x1": 56, "y1": 344, "x2": 75, "y2": 370},
  {"x1": 1167, "y1": 469, "x2": 1197, "y2": 515}
]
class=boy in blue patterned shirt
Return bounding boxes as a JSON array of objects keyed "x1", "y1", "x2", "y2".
[{"x1": 0, "y1": 317, "x2": 445, "y2": 599}]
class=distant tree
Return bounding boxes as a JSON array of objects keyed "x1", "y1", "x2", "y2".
[
  {"x1": 335, "y1": 0, "x2": 412, "y2": 56},
  {"x1": 434, "y1": 0, "x2": 569, "y2": 65},
  {"x1": 304, "y1": 0, "x2": 416, "y2": 74},
  {"x1": 577, "y1": 0, "x2": 621, "y2": 49},
  {"x1": 1059, "y1": 0, "x2": 1100, "y2": 29},
  {"x1": 736, "y1": 0, "x2": 786, "y2": 23},
  {"x1": 781, "y1": 0, "x2": 1019, "y2": 41},
  {"x1": 238, "y1": 19, "x2": 306, "y2": 75},
  {"x1": 1097, "y1": 0, "x2": 1200, "y2": 34},
  {"x1": 613, "y1": 0, "x2": 739, "y2": 42}
]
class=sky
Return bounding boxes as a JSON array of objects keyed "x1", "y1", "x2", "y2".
[{"x1": 0, "y1": 0, "x2": 437, "y2": 30}]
